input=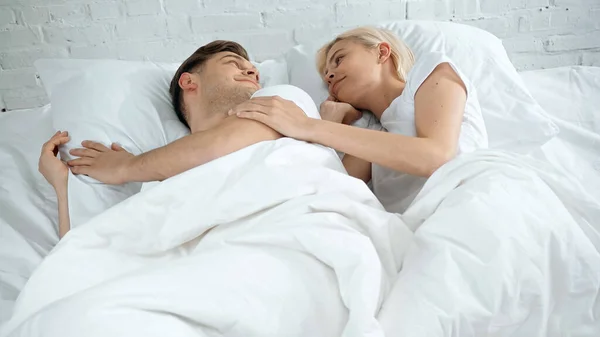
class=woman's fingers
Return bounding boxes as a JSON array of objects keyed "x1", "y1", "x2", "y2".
[
  {"x1": 42, "y1": 131, "x2": 60, "y2": 151},
  {"x1": 51, "y1": 136, "x2": 70, "y2": 156},
  {"x1": 235, "y1": 110, "x2": 270, "y2": 124},
  {"x1": 229, "y1": 101, "x2": 270, "y2": 116},
  {"x1": 50, "y1": 131, "x2": 68, "y2": 141},
  {"x1": 50, "y1": 135, "x2": 70, "y2": 146},
  {"x1": 229, "y1": 96, "x2": 295, "y2": 117},
  {"x1": 250, "y1": 96, "x2": 292, "y2": 107},
  {"x1": 42, "y1": 134, "x2": 70, "y2": 156},
  {"x1": 45, "y1": 131, "x2": 68, "y2": 145}
]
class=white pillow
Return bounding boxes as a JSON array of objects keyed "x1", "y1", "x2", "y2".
[
  {"x1": 253, "y1": 57, "x2": 290, "y2": 88},
  {"x1": 35, "y1": 59, "x2": 190, "y2": 228},
  {"x1": 284, "y1": 20, "x2": 559, "y2": 153}
]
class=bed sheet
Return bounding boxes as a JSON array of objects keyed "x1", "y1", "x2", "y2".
[{"x1": 0, "y1": 106, "x2": 58, "y2": 325}]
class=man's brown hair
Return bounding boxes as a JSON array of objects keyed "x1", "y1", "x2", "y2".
[{"x1": 169, "y1": 40, "x2": 250, "y2": 128}]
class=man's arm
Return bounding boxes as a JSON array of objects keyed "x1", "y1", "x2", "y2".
[
  {"x1": 130, "y1": 116, "x2": 281, "y2": 182},
  {"x1": 68, "y1": 116, "x2": 281, "y2": 184}
]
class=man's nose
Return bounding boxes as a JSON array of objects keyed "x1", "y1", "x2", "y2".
[{"x1": 245, "y1": 68, "x2": 259, "y2": 81}]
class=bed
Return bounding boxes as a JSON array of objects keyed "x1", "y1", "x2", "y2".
[{"x1": 1, "y1": 64, "x2": 598, "y2": 336}]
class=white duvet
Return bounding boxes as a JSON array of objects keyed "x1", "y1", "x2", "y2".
[
  {"x1": 3, "y1": 132, "x2": 600, "y2": 336},
  {"x1": 378, "y1": 151, "x2": 600, "y2": 336},
  {"x1": 1, "y1": 138, "x2": 412, "y2": 337}
]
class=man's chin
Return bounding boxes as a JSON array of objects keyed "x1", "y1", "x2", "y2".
[
  {"x1": 243, "y1": 86, "x2": 258, "y2": 98},
  {"x1": 242, "y1": 83, "x2": 260, "y2": 95},
  {"x1": 228, "y1": 86, "x2": 255, "y2": 103}
]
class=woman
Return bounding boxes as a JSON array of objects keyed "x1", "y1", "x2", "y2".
[
  {"x1": 38, "y1": 131, "x2": 71, "y2": 238},
  {"x1": 231, "y1": 27, "x2": 488, "y2": 213}
]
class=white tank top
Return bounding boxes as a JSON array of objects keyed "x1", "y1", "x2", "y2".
[{"x1": 371, "y1": 52, "x2": 488, "y2": 214}]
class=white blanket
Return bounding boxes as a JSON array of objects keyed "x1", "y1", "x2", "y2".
[
  {"x1": 379, "y1": 150, "x2": 600, "y2": 336},
  {"x1": 1, "y1": 138, "x2": 412, "y2": 337},
  {"x1": 3, "y1": 140, "x2": 600, "y2": 337}
]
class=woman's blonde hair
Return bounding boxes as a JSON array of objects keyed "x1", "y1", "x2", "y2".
[{"x1": 317, "y1": 26, "x2": 415, "y2": 82}]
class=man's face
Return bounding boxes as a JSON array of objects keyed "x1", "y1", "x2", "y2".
[{"x1": 198, "y1": 51, "x2": 261, "y2": 105}]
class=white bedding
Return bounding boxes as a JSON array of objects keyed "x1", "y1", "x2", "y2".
[
  {"x1": 0, "y1": 106, "x2": 57, "y2": 324},
  {"x1": 521, "y1": 66, "x2": 600, "y2": 134},
  {"x1": 525, "y1": 67, "x2": 600, "y2": 203},
  {"x1": 375, "y1": 66, "x2": 600, "y2": 336},
  {"x1": 0, "y1": 66, "x2": 599, "y2": 336},
  {"x1": 378, "y1": 150, "x2": 600, "y2": 336},
  {"x1": 374, "y1": 66, "x2": 600, "y2": 336},
  {"x1": 3, "y1": 138, "x2": 413, "y2": 337}
]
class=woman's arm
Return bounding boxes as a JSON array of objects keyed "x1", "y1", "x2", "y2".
[
  {"x1": 306, "y1": 63, "x2": 466, "y2": 177},
  {"x1": 231, "y1": 65, "x2": 466, "y2": 177},
  {"x1": 306, "y1": 121, "x2": 447, "y2": 177},
  {"x1": 54, "y1": 182, "x2": 70, "y2": 238},
  {"x1": 342, "y1": 154, "x2": 371, "y2": 183},
  {"x1": 38, "y1": 131, "x2": 72, "y2": 238}
]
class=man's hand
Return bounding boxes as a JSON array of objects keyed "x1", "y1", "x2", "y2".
[{"x1": 68, "y1": 141, "x2": 135, "y2": 185}]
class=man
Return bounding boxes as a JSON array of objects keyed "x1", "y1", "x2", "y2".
[
  {"x1": 66, "y1": 40, "x2": 304, "y2": 184},
  {"x1": 38, "y1": 40, "x2": 308, "y2": 237},
  {"x1": 33, "y1": 41, "x2": 406, "y2": 337}
]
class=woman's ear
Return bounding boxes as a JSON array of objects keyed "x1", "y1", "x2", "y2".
[
  {"x1": 378, "y1": 42, "x2": 392, "y2": 64},
  {"x1": 178, "y1": 72, "x2": 199, "y2": 92}
]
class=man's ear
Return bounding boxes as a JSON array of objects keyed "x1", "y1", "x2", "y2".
[
  {"x1": 178, "y1": 72, "x2": 199, "y2": 92},
  {"x1": 377, "y1": 42, "x2": 392, "y2": 64}
]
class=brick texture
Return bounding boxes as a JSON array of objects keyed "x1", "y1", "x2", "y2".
[{"x1": 0, "y1": 0, "x2": 598, "y2": 110}]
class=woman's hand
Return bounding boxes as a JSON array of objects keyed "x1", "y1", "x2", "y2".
[
  {"x1": 229, "y1": 96, "x2": 314, "y2": 141},
  {"x1": 319, "y1": 96, "x2": 362, "y2": 125},
  {"x1": 38, "y1": 131, "x2": 70, "y2": 190}
]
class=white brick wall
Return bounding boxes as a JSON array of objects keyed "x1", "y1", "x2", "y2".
[{"x1": 0, "y1": 0, "x2": 599, "y2": 111}]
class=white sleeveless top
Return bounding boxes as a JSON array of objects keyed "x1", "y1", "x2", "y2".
[{"x1": 371, "y1": 52, "x2": 488, "y2": 214}]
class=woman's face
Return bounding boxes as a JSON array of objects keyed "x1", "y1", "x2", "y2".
[{"x1": 322, "y1": 39, "x2": 382, "y2": 107}]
